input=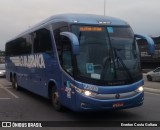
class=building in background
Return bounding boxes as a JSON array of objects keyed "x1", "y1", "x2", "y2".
[
  {"x1": 137, "y1": 36, "x2": 160, "y2": 69},
  {"x1": 0, "y1": 51, "x2": 5, "y2": 63}
]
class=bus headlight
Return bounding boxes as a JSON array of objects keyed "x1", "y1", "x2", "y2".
[
  {"x1": 84, "y1": 90, "x2": 92, "y2": 96},
  {"x1": 135, "y1": 86, "x2": 144, "y2": 93},
  {"x1": 75, "y1": 87, "x2": 97, "y2": 97}
]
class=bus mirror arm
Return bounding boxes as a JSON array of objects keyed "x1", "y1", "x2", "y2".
[
  {"x1": 60, "y1": 32, "x2": 80, "y2": 55},
  {"x1": 134, "y1": 34, "x2": 155, "y2": 55}
]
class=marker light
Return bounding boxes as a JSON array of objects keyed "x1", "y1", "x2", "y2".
[
  {"x1": 135, "y1": 86, "x2": 144, "y2": 92},
  {"x1": 98, "y1": 21, "x2": 111, "y2": 24},
  {"x1": 73, "y1": 20, "x2": 78, "y2": 23}
]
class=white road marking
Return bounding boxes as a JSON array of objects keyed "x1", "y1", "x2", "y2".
[
  {"x1": 0, "y1": 98, "x2": 11, "y2": 100},
  {"x1": 0, "y1": 83, "x2": 19, "y2": 98},
  {"x1": 0, "y1": 86, "x2": 12, "y2": 89},
  {"x1": 144, "y1": 92, "x2": 160, "y2": 96},
  {"x1": 144, "y1": 87, "x2": 160, "y2": 94}
]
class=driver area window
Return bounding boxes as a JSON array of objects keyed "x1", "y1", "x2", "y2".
[{"x1": 61, "y1": 37, "x2": 73, "y2": 75}]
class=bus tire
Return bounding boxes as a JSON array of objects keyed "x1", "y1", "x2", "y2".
[
  {"x1": 12, "y1": 76, "x2": 20, "y2": 90},
  {"x1": 51, "y1": 87, "x2": 63, "y2": 112}
]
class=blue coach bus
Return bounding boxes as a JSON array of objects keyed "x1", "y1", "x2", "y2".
[{"x1": 5, "y1": 14, "x2": 154, "y2": 111}]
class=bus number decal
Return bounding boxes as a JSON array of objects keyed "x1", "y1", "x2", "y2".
[{"x1": 84, "y1": 84, "x2": 98, "y2": 92}]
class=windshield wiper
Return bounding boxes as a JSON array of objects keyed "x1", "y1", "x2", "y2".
[
  {"x1": 113, "y1": 48, "x2": 133, "y2": 81},
  {"x1": 101, "y1": 55, "x2": 117, "y2": 80}
]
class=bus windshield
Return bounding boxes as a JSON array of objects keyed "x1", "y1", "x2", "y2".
[{"x1": 71, "y1": 25, "x2": 141, "y2": 85}]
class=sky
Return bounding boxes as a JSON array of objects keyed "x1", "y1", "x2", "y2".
[{"x1": 0, "y1": 0, "x2": 160, "y2": 50}]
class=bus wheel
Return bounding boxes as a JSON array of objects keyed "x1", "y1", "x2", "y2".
[
  {"x1": 12, "y1": 76, "x2": 19, "y2": 90},
  {"x1": 51, "y1": 87, "x2": 63, "y2": 111}
]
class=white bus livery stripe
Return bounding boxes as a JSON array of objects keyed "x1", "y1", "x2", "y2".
[{"x1": 10, "y1": 54, "x2": 45, "y2": 68}]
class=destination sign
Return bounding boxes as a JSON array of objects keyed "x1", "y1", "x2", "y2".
[{"x1": 80, "y1": 27, "x2": 103, "y2": 31}]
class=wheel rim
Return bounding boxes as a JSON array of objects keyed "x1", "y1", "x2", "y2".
[
  {"x1": 52, "y1": 92, "x2": 60, "y2": 108},
  {"x1": 12, "y1": 77, "x2": 18, "y2": 89},
  {"x1": 12, "y1": 78, "x2": 15, "y2": 88},
  {"x1": 15, "y1": 81, "x2": 18, "y2": 89},
  {"x1": 53, "y1": 92, "x2": 58, "y2": 105}
]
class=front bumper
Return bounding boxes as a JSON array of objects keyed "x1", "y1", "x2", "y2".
[{"x1": 74, "y1": 90, "x2": 144, "y2": 111}]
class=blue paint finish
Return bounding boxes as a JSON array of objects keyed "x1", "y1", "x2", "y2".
[
  {"x1": 60, "y1": 32, "x2": 79, "y2": 55},
  {"x1": 74, "y1": 88, "x2": 144, "y2": 111},
  {"x1": 7, "y1": 14, "x2": 129, "y2": 42},
  {"x1": 75, "y1": 79, "x2": 143, "y2": 94},
  {"x1": 95, "y1": 80, "x2": 144, "y2": 94},
  {"x1": 71, "y1": 80, "x2": 144, "y2": 111}
]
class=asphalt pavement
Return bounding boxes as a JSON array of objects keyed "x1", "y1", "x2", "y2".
[
  {"x1": 0, "y1": 76, "x2": 160, "y2": 130},
  {"x1": 143, "y1": 74, "x2": 160, "y2": 94}
]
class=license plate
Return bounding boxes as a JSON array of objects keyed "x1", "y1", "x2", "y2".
[{"x1": 112, "y1": 102, "x2": 124, "y2": 108}]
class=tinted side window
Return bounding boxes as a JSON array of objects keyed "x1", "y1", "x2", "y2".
[
  {"x1": 154, "y1": 68, "x2": 160, "y2": 72},
  {"x1": 24, "y1": 34, "x2": 33, "y2": 54},
  {"x1": 5, "y1": 35, "x2": 32, "y2": 56},
  {"x1": 6, "y1": 41, "x2": 14, "y2": 56},
  {"x1": 33, "y1": 28, "x2": 52, "y2": 53},
  {"x1": 62, "y1": 37, "x2": 73, "y2": 75},
  {"x1": 52, "y1": 22, "x2": 69, "y2": 61}
]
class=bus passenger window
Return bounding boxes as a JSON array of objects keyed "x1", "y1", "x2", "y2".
[
  {"x1": 62, "y1": 37, "x2": 73, "y2": 75},
  {"x1": 33, "y1": 28, "x2": 53, "y2": 54}
]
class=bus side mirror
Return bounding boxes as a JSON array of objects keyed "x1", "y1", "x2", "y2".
[
  {"x1": 135, "y1": 34, "x2": 155, "y2": 55},
  {"x1": 60, "y1": 32, "x2": 79, "y2": 55}
]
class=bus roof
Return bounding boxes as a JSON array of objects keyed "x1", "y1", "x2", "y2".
[
  {"x1": 35, "y1": 13, "x2": 128, "y2": 26},
  {"x1": 7, "y1": 14, "x2": 129, "y2": 42}
]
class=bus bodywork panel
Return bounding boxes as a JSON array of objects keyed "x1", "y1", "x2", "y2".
[{"x1": 5, "y1": 53, "x2": 62, "y2": 98}]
